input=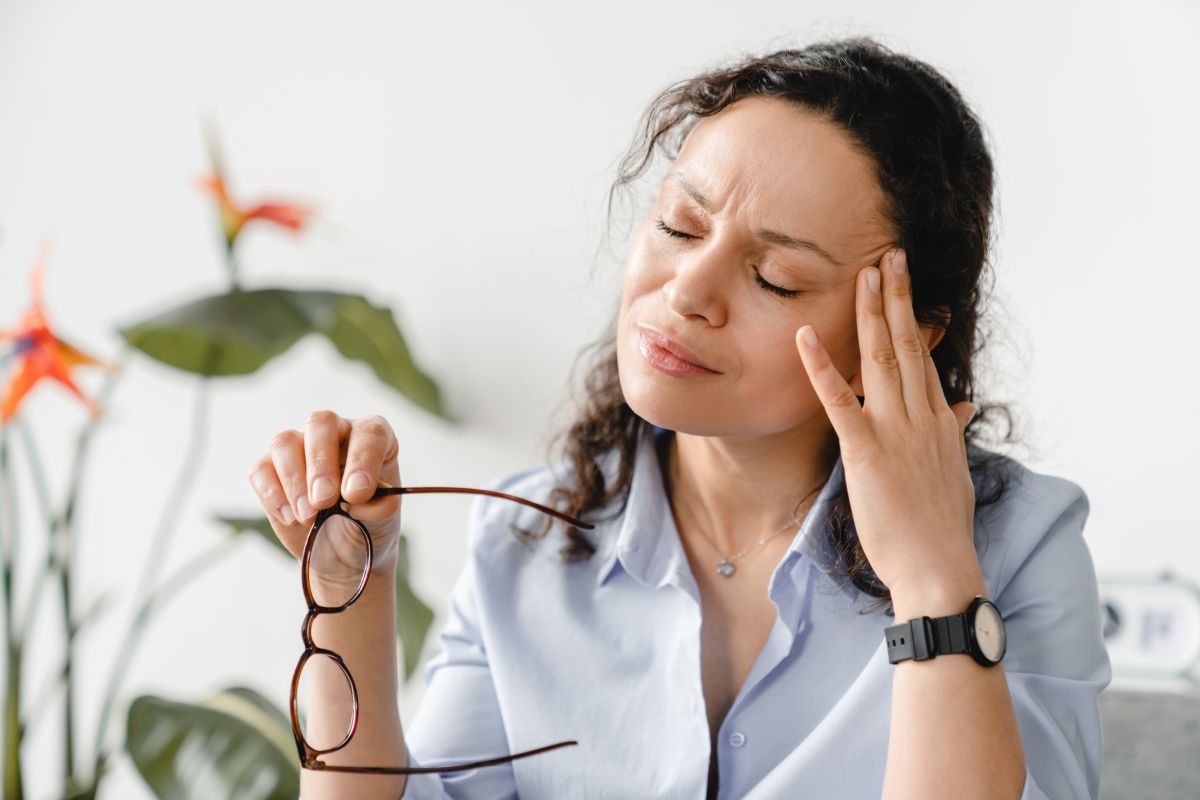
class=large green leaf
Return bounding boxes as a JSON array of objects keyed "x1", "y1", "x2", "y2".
[
  {"x1": 217, "y1": 513, "x2": 434, "y2": 683},
  {"x1": 116, "y1": 288, "x2": 450, "y2": 419},
  {"x1": 215, "y1": 514, "x2": 291, "y2": 559},
  {"x1": 126, "y1": 687, "x2": 299, "y2": 800}
]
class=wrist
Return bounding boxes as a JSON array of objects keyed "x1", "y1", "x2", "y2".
[
  {"x1": 889, "y1": 573, "x2": 987, "y2": 621},
  {"x1": 310, "y1": 567, "x2": 397, "y2": 644},
  {"x1": 310, "y1": 562, "x2": 397, "y2": 606}
]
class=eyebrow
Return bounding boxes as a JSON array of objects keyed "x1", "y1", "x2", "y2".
[{"x1": 669, "y1": 172, "x2": 843, "y2": 266}]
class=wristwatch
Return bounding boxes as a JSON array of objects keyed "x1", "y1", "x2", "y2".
[{"x1": 885, "y1": 595, "x2": 1007, "y2": 667}]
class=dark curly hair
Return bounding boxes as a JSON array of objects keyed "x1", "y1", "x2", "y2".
[{"x1": 514, "y1": 35, "x2": 1025, "y2": 616}]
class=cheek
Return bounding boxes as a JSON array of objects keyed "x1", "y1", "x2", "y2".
[
  {"x1": 807, "y1": 303, "x2": 863, "y2": 388},
  {"x1": 748, "y1": 330, "x2": 807, "y2": 384},
  {"x1": 623, "y1": 237, "x2": 666, "y2": 293},
  {"x1": 820, "y1": 305, "x2": 862, "y2": 360},
  {"x1": 619, "y1": 243, "x2": 672, "y2": 325},
  {"x1": 746, "y1": 299, "x2": 854, "y2": 384}
]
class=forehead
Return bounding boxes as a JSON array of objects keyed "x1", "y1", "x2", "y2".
[{"x1": 667, "y1": 96, "x2": 893, "y2": 251}]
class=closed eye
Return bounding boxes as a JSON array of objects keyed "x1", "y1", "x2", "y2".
[
  {"x1": 653, "y1": 217, "x2": 803, "y2": 299},
  {"x1": 655, "y1": 217, "x2": 694, "y2": 240}
]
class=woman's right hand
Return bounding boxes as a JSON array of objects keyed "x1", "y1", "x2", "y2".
[{"x1": 247, "y1": 411, "x2": 403, "y2": 588}]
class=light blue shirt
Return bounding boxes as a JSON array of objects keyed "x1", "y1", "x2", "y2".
[{"x1": 401, "y1": 424, "x2": 1111, "y2": 799}]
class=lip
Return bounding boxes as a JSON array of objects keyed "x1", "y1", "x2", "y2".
[{"x1": 636, "y1": 325, "x2": 719, "y2": 375}]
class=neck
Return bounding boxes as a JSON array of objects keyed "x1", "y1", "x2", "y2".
[{"x1": 659, "y1": 424, "x2": 839, "y2": 556}]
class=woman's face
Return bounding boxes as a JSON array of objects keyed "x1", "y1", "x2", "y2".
[{"x1": 617, "y1": 95, "x2": 900, "y2": 438}]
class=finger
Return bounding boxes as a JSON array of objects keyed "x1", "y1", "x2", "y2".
[
  {"x1": 881, "y1": 249, "x2": 932, "y2": 420},
  {"x1": 304, "y1": 410, "x2": 351, "y2": 511},
  {"x1": 247, "y1": 457, "x2": 306, "y2": 558},
  {"x1": 855, "y1": 261, "x2": 905, "y2": 419},
  {"x1": 796, "y1": 324, "x2": 865, "y2": 444},
  {"x1": 953, "y1": 402, "x2": 976, "y2": 434},
  {"x1": 924, "y1": 338, "x2": 952, "y2": 415},
  {"x1": 247, "y1": 456, "x2": 299, "y2": 529},
  {"x1": 913, "y1": 297, "x2": 954, "y2": 418},
  {"x1": 340, "y1": 414, "x2": 401, "y2": 520},
  {"x1": 953, "y1": 402, "x2": 976, "y2": 459},
  {"x1": 269, "y1": 429, "x2": 316, "y2": 524}
]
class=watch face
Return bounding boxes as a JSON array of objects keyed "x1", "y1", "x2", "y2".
[{"x1": 973, "y1": 601, "x2": 1006, "y2": 661}]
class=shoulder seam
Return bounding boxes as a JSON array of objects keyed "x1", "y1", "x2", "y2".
[{"x1": 994, "y1": 472, "x2": 1090, "y2": 594}]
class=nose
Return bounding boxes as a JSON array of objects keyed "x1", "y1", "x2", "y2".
[{"x1": 662, "y1": 238, "x2": 732, "y2": 326}]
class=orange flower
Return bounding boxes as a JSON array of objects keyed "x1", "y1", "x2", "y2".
[
  {"x1": 0, "y1": 239, "x2": 118, "y2": 425},
  {"x1": 196, "y1": 173, "x2": 315, "y2": 250},
  {"x1": 195, "y1": 121, "x2": 315, "y2": 251}
]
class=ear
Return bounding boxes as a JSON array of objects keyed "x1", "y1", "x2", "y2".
[{"x1": 849, "y1": 306, "x2": 952, "y2": 397}]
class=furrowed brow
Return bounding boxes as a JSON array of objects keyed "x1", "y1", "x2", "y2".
[{"x1": 670, "y1": 171, "x2": 843, "y2": 266}]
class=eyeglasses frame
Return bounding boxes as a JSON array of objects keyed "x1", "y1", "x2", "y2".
[{"x1": 290, "y1": 483, "x2": 592, "y2": 776}]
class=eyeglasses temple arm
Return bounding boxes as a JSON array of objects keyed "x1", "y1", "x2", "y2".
[
  {"x1": 305, "y1": 738, "x2": 579, "y2": 774},
  {"x1": 371, "y1": 486, "x2": 595, "y2": 530}
]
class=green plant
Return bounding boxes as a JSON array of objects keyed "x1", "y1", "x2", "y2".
[{"x1": 0, "y1": 121, "x2": 447, "y2": 799}]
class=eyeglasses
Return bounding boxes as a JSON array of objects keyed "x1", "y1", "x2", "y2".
[{"x1": 289, "y1": 482, "x2": 592, "y2": 776}]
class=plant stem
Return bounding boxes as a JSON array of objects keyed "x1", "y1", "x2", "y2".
[
  {"x1": 1, "y1": 425, "x2": 24, "y2": 800},
  {"x1": 58, "y1": 529, "x2": 73, "y2": 787},
  {"x1": 13, "y1": 415, "x2": 57, "y2": 646},
  {"x1": 86, "y1": 248, "x2": 231, "y2": 791},
  {"x1": 22, "y1": 536, "x2": 236, "y2": 745},
  {"x1": 43, "y1": 345, "x2": 131, "y2": 792},
  {"x1": 2, "y1": 648, "x2": 20, "y2": 800},
  {"x1": 88, "y1": 352, "x2": 216, "y2": 785}
]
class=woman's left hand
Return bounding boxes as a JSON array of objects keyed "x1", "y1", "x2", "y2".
[{"x1": 794, "y1": 247, "x2": 983, "y2": 611}]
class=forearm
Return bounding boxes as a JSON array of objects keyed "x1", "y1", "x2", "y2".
[
  {"x1": 882, "y1": 574, "x2": 1026, "y2": 800},
  {"x1": 302, "y1": 567, "x2": 410, "y2": 799}
]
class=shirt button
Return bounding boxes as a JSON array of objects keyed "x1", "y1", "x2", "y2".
[
  {"x1": 630, "y1": 542, "x2": 640, "y2": 551},
  {"x1": 728, "y1": 731, "x2": 746, "y2": 748}
]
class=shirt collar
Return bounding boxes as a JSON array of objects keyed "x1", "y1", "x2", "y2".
[{"x1": 595, "y1": 424, "x2": 848, "y2": 590}]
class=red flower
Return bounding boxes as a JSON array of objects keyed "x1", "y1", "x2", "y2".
[
  {"x1": 196, "y1": 120, "x2": 315, "y2": 251},
  {"x1": 0, "y1": 239, "x2": 118, "y2": 425},
  {"x1": 196, "y1": 172, "x2": 315, "y2": 249}
]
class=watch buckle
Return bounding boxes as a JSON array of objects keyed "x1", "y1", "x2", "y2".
[{"x1": 912, "y1": 616, "x2": 937, "y2": 660}]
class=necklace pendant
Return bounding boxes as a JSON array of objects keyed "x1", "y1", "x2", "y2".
[{"x1": 716, "y1": 560, "x2": 736, "y2": 578}]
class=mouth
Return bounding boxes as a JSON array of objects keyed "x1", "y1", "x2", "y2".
[{"x1": 636, "y1": 325, "x2": 720, "y2": 375}]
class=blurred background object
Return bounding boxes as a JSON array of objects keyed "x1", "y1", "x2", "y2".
[
  {"x1": 0, "y1": 119, "x2": 447, "y2": 798},
  {"x1": 1100, "y1": 573, "x2": 1200, "y2": 684},
  {"x1": 1098, "y1": 573, "x2": 1200, "y2": 798}
]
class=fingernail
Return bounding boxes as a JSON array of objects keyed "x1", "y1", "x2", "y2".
[
  {"x1": 296, "y1": 495, "x2": 315, "y2": 521},
  {"x1": 866, "y1": 268, "x2": 880, "y2": 293},
  {"x1": 801, "y1": 326, "x2": 819, "y2": 347},
  {"x1": 891, "y1": 249, "x2": 907, "y2": 277},
  {"x1": 345, "y1": 471, "x2": 370, "y2": 492},
  {"x1": 311, "y1": 476, "x2": 336, "y2": 503},
  {"x1": 277, "y1": 503, "x2": 296, "y2": 526}
]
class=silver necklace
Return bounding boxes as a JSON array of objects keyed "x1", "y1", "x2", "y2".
[{"x1": 679, "y1": 483, "x2": 824, "y2": 579}]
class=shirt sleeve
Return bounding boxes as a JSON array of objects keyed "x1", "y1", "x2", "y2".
[
  {"x1": 993, "y1": 478, "x2": 1112, "y2": 800},
  {"x1": 400, "y1": 486, "x2": 519, "y2": 800}
]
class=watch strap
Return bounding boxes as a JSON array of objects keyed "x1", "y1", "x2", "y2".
[{"x1": 885, "y1": 612, "x2": 971, "y2": 663}]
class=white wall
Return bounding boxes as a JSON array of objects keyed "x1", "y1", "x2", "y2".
[{"x1": 1, "y1": 0, "x2": 1196, "y2": 796}]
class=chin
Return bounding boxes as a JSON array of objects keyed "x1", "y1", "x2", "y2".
[
  {"x1": 619, "y1": 377, "x2": 734, "y2": 437},
  {"x1": 617, "y1": 343, "x2": 678, "y2": 420},
  {"x1": 616, "y1": 342, "x2": 721, "y2": 433}
]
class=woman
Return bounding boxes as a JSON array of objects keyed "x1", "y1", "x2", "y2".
[{"x1": 250, "y1": 37, "x2": 1110, "y2": 799}]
